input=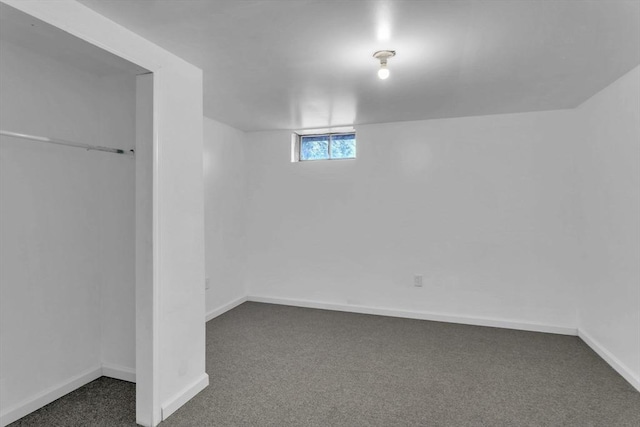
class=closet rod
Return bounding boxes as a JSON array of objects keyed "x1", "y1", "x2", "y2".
[{"x1": 0, "y1": 130, "x2": 134, "y2": 155}]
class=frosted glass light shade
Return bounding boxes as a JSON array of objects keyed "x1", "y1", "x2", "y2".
[{"x1": 378, "y1": 66, "x2": 390, "y2": 79}]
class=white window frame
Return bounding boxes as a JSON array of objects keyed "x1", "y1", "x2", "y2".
[{"x1": 291, "y1": 129, "x2": 356, "y2": 162}]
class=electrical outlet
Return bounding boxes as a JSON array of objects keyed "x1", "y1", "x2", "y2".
[
  {"x1": 205, "y1": 277, "x2": 210, "y2": 290},
  {"x1": 413, "y1": 274, "x2": 423, "y2": 287}
]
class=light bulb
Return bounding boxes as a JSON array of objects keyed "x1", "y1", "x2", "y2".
[{"x1": 378, "y1": 64, "x2": 390, "y2": 79}]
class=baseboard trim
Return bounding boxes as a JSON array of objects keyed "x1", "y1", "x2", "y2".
[
  {"x1": 101, "y1": 363, "x2": 136, "y2": 383},
  {"x1": 161, "y1": 373, "x2": 209, "y2": 421},
  {"x1": 205, "y1": 296, "x2": 247, "y2": 322},
  {"x1": 0, "y1": 365, "x2": 102, "y2": 427},
  {"x1": 578, "y1": 329, "x2": 640, "y2": 392},
  {"x1": 247, "y1": 295, "x2": 578, "y2": 336}
]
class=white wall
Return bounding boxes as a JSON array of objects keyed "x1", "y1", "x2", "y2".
[
  {"x1": 97, "y1": 73, "x2": 136, "y2": 375},
  {"x1": 0, "y1": 39, "x2": 135, "y2": 416},
  {"x1": 153, "y1": 63, "x2": 205, "y2": 422},
  {"x1": 245, "y1": 109, "x2": 583, "y2": 331},
  {"x1": 203, "y1": 117, "x2": 247, "y2": 317},
  {"x1": 575, "y1": 66, "x2": 640, "y2": 388},
  {"x1": 2, "y1": 1, "x2": 208, "y2": 425}
]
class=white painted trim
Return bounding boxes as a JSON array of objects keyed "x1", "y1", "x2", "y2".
[
  {"x1": 578, "y1": 329, "x2": 640, "y2": 392},
  {"x1": 247, "y1": 295, "x2": 578, "y2": 336},
  {"x1": 205, "y1": 296, "x2": 247, "y2": 322},
  {"x1": 0, "y1": 366, "x2": 102, "y2": 427},
  {"x1": 101, "y1": 363, "x2": 136, "y2": 383},
  {"x1": 160, "y1": 373, "x2": 209, "y2": 421}
]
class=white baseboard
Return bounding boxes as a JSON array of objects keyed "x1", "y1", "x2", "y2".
[
  {"x1": 247, "y1": 295, "x2": 578, "y2": 336},
  {"x1": 578, "y1": 329, "x2": 640, "y2": 392},
  {"x1": 205, "y1": 295, "x2": 247, "y2": 322},
  {"x1": 0, "y1": 365, "x2": 102, "y2": 427},
  {"x1": 101, "y1": 363, "x2": 136, "y2": 383},
  {"x1": 161, "y1": 373, "x2": 209, "y2": 421}
]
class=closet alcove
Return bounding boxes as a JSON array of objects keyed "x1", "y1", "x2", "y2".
[{"x1": 0, "y1": 3, "x2": 153, "y2": 424}]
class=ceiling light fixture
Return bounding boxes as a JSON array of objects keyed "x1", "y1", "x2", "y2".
[{"x1": 373, "y1": 50, "x2": 396, "y2": 80}]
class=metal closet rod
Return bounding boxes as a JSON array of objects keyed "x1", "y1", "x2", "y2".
[{"x1": 0, "y1": 130, "x2": 134, "y2": 155}]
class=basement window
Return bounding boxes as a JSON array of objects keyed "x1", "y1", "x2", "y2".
[{"x1": 291, "y1": 132, "x2": 356, "y2": 161}]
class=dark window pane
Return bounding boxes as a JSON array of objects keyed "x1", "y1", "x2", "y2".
[
  {"x1": 300, "y1": 135, "x2": 329, "y2": 160},
  {"x1": 330, "y1": 133, "x2": 356, "y2": 159}
]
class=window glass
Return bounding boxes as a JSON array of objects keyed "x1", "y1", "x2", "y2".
[
  {"x1": 297, "y1": 132, "x2": 356, "y2": 161},
  {"x1": 300, "y1": 135, "x2": 329, "y2": 160},
  {"x1": 330, "y1": 134, "x2": 356, "y2": 159}
]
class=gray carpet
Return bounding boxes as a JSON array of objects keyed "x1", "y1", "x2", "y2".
[{"x1": 10, "y1": 302, "x2": 640, "y2": 426}]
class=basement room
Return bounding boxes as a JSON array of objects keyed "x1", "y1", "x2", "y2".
[{"x1": 0, "y1": 1, "x2": 638, "y2": 426}]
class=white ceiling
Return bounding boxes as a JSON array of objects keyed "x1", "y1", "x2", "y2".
[
  {"x1": 71, "y1": 1, "x2": 640, "y2": 131},
  {"x1": 0, "y1": 3, "x2": 148, "y2": 77}
]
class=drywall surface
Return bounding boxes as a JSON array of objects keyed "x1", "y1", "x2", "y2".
[
  {"x1": 245, "y1": 109, "x2": 582, "y2": 329},
  {"x1": 575, "y1": 66, "x2": 640, "y2": 386},
  {"x1": 2, "y1": 1, "x2": 207, "y2": 425},
  {"x1": 203, "y1": 117, "x2": 247, "y2": 315},
  {"x1": 97, "y1": 73, "x2": 136, "y2": 374},
  {"x1": 0, "y1": 39, "x2": 134, "y2": 415},
  {"x1": 153, "y1": 62, "x2": 206, "y2": 421},
  {"x1": 135, "y1": 72, "x2": 154, "y2": 422}
]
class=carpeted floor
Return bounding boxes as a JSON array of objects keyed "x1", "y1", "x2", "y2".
[{"x1": 10, "y1": 302, "x2": 640, "y2": 426}]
